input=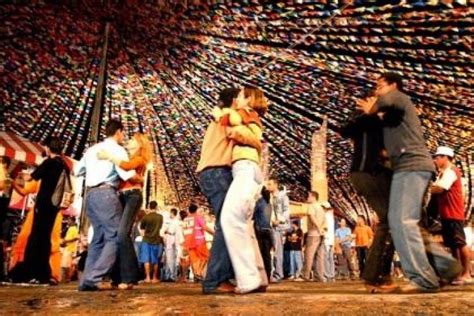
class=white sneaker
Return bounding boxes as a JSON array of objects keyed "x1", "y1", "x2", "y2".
[
  {"x1": 288, "y1": 276, "x2": 295, "y2": 280},
  {"x1": 294, "y1": 277, "x2": 304, "y2": 282}
]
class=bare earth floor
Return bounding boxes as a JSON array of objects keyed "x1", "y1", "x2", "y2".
[{"x1": 0, "y1": 280, "x2": 473, "y2": 315}]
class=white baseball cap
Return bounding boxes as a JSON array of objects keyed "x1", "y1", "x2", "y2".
[
  {"x1": 321, "y1": 201, "x2": 332, "y2": 209},
  {"x1": 434, "y1": 146, "x2": 454, "y2": 158}
]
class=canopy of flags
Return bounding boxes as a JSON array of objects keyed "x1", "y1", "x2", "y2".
[{"x1": 1, "y1": 0, "x2": 472, "y2": 221}]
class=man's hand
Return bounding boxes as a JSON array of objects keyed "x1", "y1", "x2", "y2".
[{"x1": 356, "y1": 96, "x2": 377, "y2": 114}]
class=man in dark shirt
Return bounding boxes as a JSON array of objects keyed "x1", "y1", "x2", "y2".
[
  {"x1": 357, "y1": 73, "x2": 460, "y2": 293},
  {"x1": 287, "y1": 221, "x2": 303, "y2": 280},
  {"x1": 139, "y1": 201, "x2": 163, "y2": 283},
  {"x1": 253, "y1": 186, "x2": 274, "y2": 281}
]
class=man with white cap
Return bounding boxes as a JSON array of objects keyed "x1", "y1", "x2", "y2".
[
  {"x1": 322, "y1": 202, "x2": 336, "y2": 282},
  {"x1": 431, "y1": 146, "x2": 471, "y2": 285}
]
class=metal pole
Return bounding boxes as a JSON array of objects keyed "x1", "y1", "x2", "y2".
[
  {"x1": 80, "y1": 21, "x2": 110, "y2": 235},
  {"x1": 89, "y1": 21, "x2": 110, "y2": 144}
]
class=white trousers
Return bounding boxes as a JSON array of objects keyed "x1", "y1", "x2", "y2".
[{"x1": 221, "y1": 160, "x2": 268, "y2": 292}]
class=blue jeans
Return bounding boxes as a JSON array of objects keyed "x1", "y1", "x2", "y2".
[
  {"x1": 388, "y1": 171, "x2": 457, "y2": 290},
  {"x1": 325, "y1": 245, "x2": 335, "y2": 279},
  {"x1": 289, "y1": 250, "x2": 302, "y2": 277},
  {"x1": 200, "y1": 167, "x2": 233, "y2": 292},
  {"x1": 80, "y1": 187, "x2": 122, "y2": 288},
  {"x1": 116, "y1": 189, "x2": 142, "y2": 284},
  {"x1": 272, "y1": 230, "x2": 284, "y2": 280}
]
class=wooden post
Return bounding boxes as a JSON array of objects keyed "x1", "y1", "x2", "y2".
[
  {"x1": 311, "y1": 116, "x2": 328, "y2": 202},
  {"x1": 80, "y1": 21, "x2": 110, "y2": 235},
  {"x1": 89, "y1": 22, "x2": 110, "y2": 144}
]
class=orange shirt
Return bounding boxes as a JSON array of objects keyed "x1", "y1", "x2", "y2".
[
  {"x1": 119, "y1": 156, "x2": 146, "y2": 190},
  {"x1": 354, "y1": 225, "x2": 374, "y2": 247},
  {"x1": 196, "y1": 121, "x2": 233, "y2": 173}
]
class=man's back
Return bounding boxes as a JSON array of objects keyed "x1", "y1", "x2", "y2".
[
  {"x1": 74, "y1": 139, "x2": 133, "y2": 187},
  {"x1": 307, "y1": 203, "x2": 326, "y2": 237},
  {"x1": 141, "y1": 212, "x2": 163, "y2": 245},
  {"x1": 375, "y1": 90, "x2": 434, "y2": 173}
]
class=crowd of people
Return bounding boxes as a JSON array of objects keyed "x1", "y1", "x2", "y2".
[{"x1": 0, "y1": 73, "x2": 472, "y2": 297}]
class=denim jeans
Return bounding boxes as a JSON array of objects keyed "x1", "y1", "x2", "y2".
[
  {"x1": 255, "y1": 229, "x2": 273, "y2": 280},
  {"x1": 324, "y1": 245, "x2": 335, "y2": 279},
  {"x1": 222, "y1": 160, "x2": 267, "y2": 291},
  {"x1": 388, "y1": 171, "x2": 458, "y2": 290},
  {"x1": 272, "y1": 230, "x2": 284, "y2": 281},
  {"x1": 351, "y1": 170, "x2": 394, "y2": 285},
  {"x1": 200, "y1": 167, "x2": 234, "y2": 292},
  {"x1": 80, "y1": 187, "x2": 122, "y2": 288},
  {"x1": 289, "y1": 250, "x2": 303, "y2": 277},
  {"x1": 116, "y1": 189, "x2": 142, "y2": 284}
]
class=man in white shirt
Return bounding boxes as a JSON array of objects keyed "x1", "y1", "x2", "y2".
[
  {"x1": 75, "y1": 120, "x2": 136, "y2": 291},
  {"x1": 431, "y1": 146, "x2": 471, "y2": 284},
  {"x1": 267, "y1": 177, "x2": 290, "y2": 282},
  {"x1": 322, "y1": 202, "x2": 336, "y2": 281},
  {"x1": 302, "y1": 191, "x2": 327, "y2": 281},
  {"x1": 163, "y1": 208, "x2": 179, "y2": 281}
]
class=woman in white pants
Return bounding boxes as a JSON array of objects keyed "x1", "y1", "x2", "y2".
[{"x1": 220, "y1": 87, "x2": 269, "y2": 293}]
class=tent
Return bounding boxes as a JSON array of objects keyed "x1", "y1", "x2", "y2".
[
  {"x1": 0, "y1": 131, "x2": 44, "y2": 166},
  {"x1": 0, "y1": 130, "x2": 82, "y2": 217}
]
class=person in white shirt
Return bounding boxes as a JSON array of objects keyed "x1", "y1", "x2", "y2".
[
  {"x1": 163, "y1": 208, "x2": 179, "y2": 281},
  {"x1": 74, "y1": 120, "x2": 136, "y2": 291},
  {"x1": 322, "y1": 202, "x2": 336, "y2": 281}
]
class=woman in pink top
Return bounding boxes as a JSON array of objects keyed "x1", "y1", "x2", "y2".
[{"x1": 182, "y1": 204, "x2": 214, "y2": 281}]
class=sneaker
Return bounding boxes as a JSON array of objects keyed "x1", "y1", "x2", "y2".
[
  {"x1": 397, "y1": 281, "x2": 439, "y2": 294},
  {"x1": 203, "y1": 282, "x2": 235, "y2": 295},
  {"x1": 234, "y1": 285, "x2": 267, "y2": 295},
  {"x1": 78, "y1": 284, "x2": 98, "y2": 292},
  {"x1": 293, "y1": 277, "x2": 304, "y2": 282},
  {"x1": 118, "y1": 283, "x2": 134, "y2": 290},
  {"x1": 96, "y1": 281, "x2": 114, "y2": 290},
  {"x1": 288, "y1": 276, "x2": 295, "y2": 280}
]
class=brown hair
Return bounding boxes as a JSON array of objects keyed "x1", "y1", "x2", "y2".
[
  {"x1": 133, "y1": 133, "x2": 152, "y2": 164},
  {"x1": 309, "y1": 191, "x2": 319, "y2": 200},
  {"x1": 244, "y1": 86, "x2": 268, "y2": 117}
]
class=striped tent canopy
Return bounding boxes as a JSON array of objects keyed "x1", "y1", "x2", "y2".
[{"x1": 0, "y1": 131, "x2": 44, "y2": 166}]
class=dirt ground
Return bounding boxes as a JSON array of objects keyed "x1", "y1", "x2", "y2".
[{"x1": 0, "y1": 280, "x2": 473, "y2": 315}]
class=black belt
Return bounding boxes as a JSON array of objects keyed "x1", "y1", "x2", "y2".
[
  {"x1": 121, "y1": 188, "x2": 142, "y2": 193},
  {"x1": 87, "y1": 183, "x2": 116, "y2": 190}
]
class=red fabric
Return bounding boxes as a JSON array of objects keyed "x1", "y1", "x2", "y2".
[
  {"x1": 0, "y1": 131, "x2": 44, "y2": 165},
  {"x1": 220, "y1": 108, "x2": 262, "y2": 128},
  {"x1": 437, "y1": 166, "x2": 465, "y2": 221},
  {"x1": 239, "y1": 108, "x2": 262, "y2": 127}
]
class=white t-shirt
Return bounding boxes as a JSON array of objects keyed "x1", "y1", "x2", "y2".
[
  {"x1": 324, "y1": 210, "x2": 335, "y2": 247},
  {"x1": 434, "y1": 168, "x2": 457, "y2": 191}
]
